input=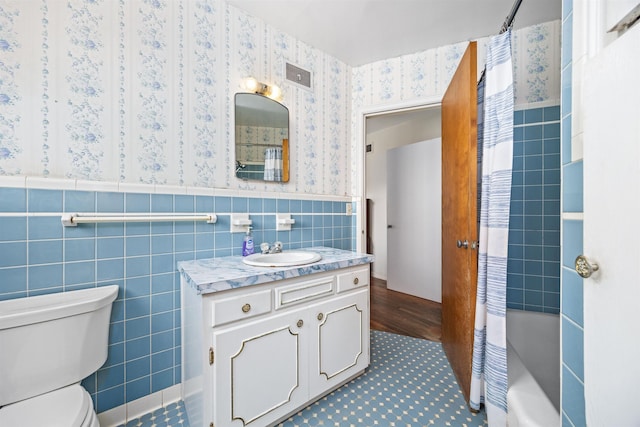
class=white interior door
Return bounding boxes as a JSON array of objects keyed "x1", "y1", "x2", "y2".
[
  {"x1": 582, "y1": 11, "x2": 640, "y2": 426},
  {"x1": 386, "y1": 138, "x2": 441, "y2": 301}
]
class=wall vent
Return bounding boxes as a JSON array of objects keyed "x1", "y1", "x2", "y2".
[{"x1": 286, "y1": 62, "x2": 312, "y2": 89}]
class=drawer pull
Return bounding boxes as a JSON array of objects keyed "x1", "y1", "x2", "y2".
[
  {"x1": 241, "y1": 303, "x2": 251, "y2": 313},
  {"x1": 317, "y1": 313, "x2": 324, "y2": 321},
  {"x1": 353, "y1": 277, "x2": 359, "y2": 285},
  {"x1": 297, "y1": 319, "x2": 304, "y2": 328}
]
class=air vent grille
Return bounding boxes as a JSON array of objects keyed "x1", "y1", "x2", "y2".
[{"x1": 286, "y1": 63, "x2": 312, "y2": 89}]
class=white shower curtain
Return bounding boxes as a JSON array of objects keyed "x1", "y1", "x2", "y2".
[
  {"x1": 470, "y1": 29, "x2": 514, "y2": 426},
  {"x1": 263, "y1": 147, "x2": 283, "y2": 181}
]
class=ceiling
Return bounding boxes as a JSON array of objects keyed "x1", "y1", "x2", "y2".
[{"x1": 228, "y1": 0, "x2": 562, "y2": 67}]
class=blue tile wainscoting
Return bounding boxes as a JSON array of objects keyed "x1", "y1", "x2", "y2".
[
  {"x1": 0, "y1": 185, "x2": 355, "y2": 414},
  {"x1": 507, "y1": 105, "x2": 561, "y2": 314}
]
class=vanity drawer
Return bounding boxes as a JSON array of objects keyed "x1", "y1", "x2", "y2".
[
  {"x1": 336, "y1": 267, "x2": 370, "y2": 293},
  {"x1": 275, "y1": 276, "x2": 335, "y2": 310},
  {"x1": 211, "y1": 289, "x2": 272, "y2": 327}
]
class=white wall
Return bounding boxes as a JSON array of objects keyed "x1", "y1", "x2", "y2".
[{"x1": 365, "y1": 110, "x2": 441, "y2": 279}]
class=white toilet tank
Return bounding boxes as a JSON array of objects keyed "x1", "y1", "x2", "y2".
[{"x1": 0, "y1": 285, "x2": 119, "y2": 406}]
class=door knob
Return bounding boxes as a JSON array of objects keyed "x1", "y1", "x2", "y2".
[
  {"x1": 575, "y1": 255, "x2": 599, "y2": 278},
  {"x1": 456, "y1": 239, "x2": 469, "y2": 249}
]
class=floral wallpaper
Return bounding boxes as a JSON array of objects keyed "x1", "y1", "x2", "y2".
[
  {"x1": 0, "y1": 0, "x2": 350, "y2": 196},
  {"x1": 352, "y1": 21, "x2": 560, "y2": 111},
  {"x1": 0, "y1": 0, "x2": 559, "y2": 197},
  {"x1": 513, "y1": 22, "x2": 561, "y2": 103},
  {"x1": 0, "y1": 5, "x2": 22, "y2": 175}
]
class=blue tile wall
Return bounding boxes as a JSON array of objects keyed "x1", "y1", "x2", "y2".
[
  {"x1": 562, "y1": 160, "x2": 583, "y2": 212},
  {"x1": 560, "y1": 0, "x2": 586, "y2": 424},
  {"x1": 507, "y1": 105, "x2": 561, "y2": 314},
  {"x1": 562, "y1": 365, "x2": 586, "y2": 427},
  {"x1": 0, "y1": 187, "x2": 354, "y2": 413}
]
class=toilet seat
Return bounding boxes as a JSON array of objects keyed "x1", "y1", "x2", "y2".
[{"x1": 0, "y1": 384, "x2": 97, "y2": 427}]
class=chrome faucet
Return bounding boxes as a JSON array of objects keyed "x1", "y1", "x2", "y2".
[
  {"x1": 235, "y1": 160, "x2": 246, "y2": 173},
  {"x1": 260, "y1": 241, "x2": 283, "y2": 254}
]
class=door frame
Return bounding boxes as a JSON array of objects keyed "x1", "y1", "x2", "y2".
[{"x1": 355, "y1": 96, "x2": 442, "y2": 254}]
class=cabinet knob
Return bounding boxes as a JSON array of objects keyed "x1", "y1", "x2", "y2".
[
  {"x1": 241, "y1": 303, "x2": 251, "y2": 313},
  {"x1": 297, "y1": 319, "x2": 304, "y2": 328},
  {"x1": 353, "y1": 277, "x2": 359, "y2": 285},
  {"x1": 317, "y1": 313, "x2": 324, "y2": 321}
]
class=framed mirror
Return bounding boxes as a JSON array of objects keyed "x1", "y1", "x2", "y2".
[{"x1": 234, "y1": 93, "x2": 289, "y2": 182}]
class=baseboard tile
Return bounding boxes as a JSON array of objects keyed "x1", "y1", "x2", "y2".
[
  {"x1": 97, "y1": 405, "x2": 126, "y2": 427},
  {"x1": 97, "y1": 384, "x2": 182, "y2": 427},
  {"x1": 126, "y1": 391, "x2": 163, "y2": 421},
  {"x1": 162, "y1": 384, "x2": 182, "y2": 405}
]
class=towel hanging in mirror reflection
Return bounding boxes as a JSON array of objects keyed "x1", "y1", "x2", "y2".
[{"x1": 264, "y1": 147, "x2": 283, "y2": 181}]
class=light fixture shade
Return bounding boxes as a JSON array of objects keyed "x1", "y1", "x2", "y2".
[
  {"x1": 244, "y1": 77, "x2": 259, "y2": 92},
  {"x1": 268, "y1": 85, "x2": 282, "y2": 100}
]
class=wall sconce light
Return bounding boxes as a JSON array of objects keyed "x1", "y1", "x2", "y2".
[{"x1": 244, "y1": 77, "x2": 282, "y2": 100}]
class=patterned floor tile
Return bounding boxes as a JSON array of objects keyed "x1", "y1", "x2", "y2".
[
  {"x1": 121, "y1": 331, "x2": 487, "y2": 427},
  {"x1": 118, "y1": 401, "x2": 190, "y2": 427},
  {"x1": 279, "y1": 331, "x2": 487, "y2": 427}
]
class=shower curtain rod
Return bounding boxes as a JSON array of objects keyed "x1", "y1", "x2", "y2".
[
  {"x1": 500, "y1": 0, "x2": 524, "y2": 33},
  {"x1": 478, "y1": 0, "x2": 523, "y2": 82}
]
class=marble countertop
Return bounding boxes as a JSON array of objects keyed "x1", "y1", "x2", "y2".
[{"x1": 178, "y1": 246, "x2": 374, "y2": 295}]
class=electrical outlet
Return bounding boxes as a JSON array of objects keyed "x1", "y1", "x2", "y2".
[{"x1": 345, "y1": 203, "x2": 353, "y2": 216}]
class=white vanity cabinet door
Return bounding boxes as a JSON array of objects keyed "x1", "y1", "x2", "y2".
[
  {"x1": 211, "y1": 307, "x2": 310, "y2": 427},
  {"x1": 308, "y1": 288, "x2": 370, "y2": 398}
]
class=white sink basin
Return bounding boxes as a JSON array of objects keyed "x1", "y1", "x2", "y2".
[{"x1": 242, "y1": 250, "x2": 322, "y2": 267}]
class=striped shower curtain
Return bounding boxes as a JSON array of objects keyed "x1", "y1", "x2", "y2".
[{"x1": 470, "y1": 29, "x2": 514, "y2": 426}]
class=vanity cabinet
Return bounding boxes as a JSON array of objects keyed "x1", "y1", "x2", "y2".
[{"x1": 181, "y1": 265, "x2": 370, "y2": 427}]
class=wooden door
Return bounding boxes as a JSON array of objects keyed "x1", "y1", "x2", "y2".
[{"x1": 440, "y1": 42, "x2": 478, "y2": 404}]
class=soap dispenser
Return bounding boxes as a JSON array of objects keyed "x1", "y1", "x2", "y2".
[{"x1": 242, "y1": 226, "x2": 255, "y2": 256}]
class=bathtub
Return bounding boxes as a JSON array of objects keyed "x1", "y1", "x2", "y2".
[{"x1": 506, "y1": 309, "x2": 560, "y2": 426}]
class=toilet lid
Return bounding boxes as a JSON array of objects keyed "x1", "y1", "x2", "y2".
[{"x1": 0, "y1": 384, "x2": 93, "y2": 427}]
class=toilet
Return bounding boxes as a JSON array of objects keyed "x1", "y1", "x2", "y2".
[{"x1": 0, "y1": 285, "x2": 119, "y2": 427}]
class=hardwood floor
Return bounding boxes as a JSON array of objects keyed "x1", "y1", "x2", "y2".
[{"x1": 370, "y1": 276, "x2": 442, "y2": 342}]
